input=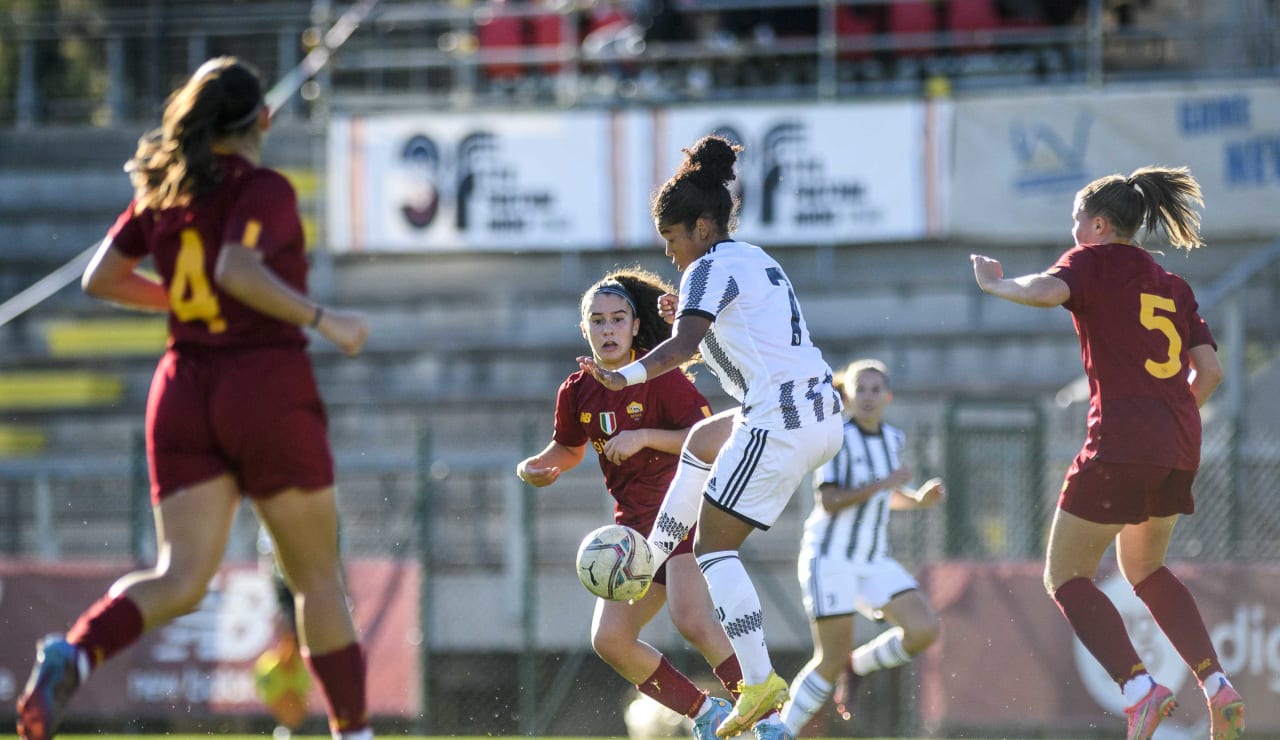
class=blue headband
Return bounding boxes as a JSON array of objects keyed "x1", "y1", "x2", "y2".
[{"x1": 593, "y1": 281, "x2": 638, "y2": 315}]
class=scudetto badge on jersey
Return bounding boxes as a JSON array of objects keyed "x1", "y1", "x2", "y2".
[
  {"x1": 599, "y1": 411, "x2": 617, "y2": 435},
  {"x1": 626, "y1": 402, "x2": 644, "y2": 422}
]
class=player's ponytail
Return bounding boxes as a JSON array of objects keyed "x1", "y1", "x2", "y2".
[
  {"x1": 127, "y1": 56, "x2": 264, "y2": 211},
  {"x1": 1077, "y1": 166, "x2": 1205, "y2": 252},
  {"x1": 651, "y1": 134, "x2": 742, "y2": 233}
]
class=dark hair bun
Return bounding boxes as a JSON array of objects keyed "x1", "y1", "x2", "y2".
[{"x1": 684, "y1": 135, "x2": 739, "y2": 188}]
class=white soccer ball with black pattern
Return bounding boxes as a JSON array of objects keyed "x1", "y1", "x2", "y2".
[{"x1": 575, "y1": 524, "x2": 655, "y2": 601}]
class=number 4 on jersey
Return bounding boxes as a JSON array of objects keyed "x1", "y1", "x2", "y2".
[{"x1": 170, "y1": 228, "x2": 227, "y2": 333}]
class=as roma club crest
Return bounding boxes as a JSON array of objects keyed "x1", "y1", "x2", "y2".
[
  {"x1": 599, "y1": 411, "x2": 617, "y2": 435},
  {"x1": 626, "y1": 402, "x2": 644, "y2": 422}
]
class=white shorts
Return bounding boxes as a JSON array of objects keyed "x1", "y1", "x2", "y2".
[
  {"x1": 798, "y1": 554, "x2": 919, "y2": 621},
  {"x1": 704, "y1": 413, "x2": 843, "y2": 530}
]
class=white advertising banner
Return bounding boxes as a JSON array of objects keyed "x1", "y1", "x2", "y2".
[
  {"x1": 640, "y1": 102, "x2": 929, "y2": 246},
  {"x1": 327, "y1": 110, "x2": 615, "y2": 251},
  {"x1": 949, "y1": 84, "x2": 1280, "y2": 243}
]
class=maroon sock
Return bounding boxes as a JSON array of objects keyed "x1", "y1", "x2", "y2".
[
  {"x1": 712, "y1": 654, "x2": 743, "y2": 699},
  {"x1": 1053, "y1": 577, "x2": 1147, "y2": 685},
  {"x1": 65, "y1": 593, "x2": 145, "y2": 670},
  {"x1": 1134, "y1": 566, "x2": 1222, "y2": 683},
  {"x1": 305, "y1": 642, "x2": 369, "y2": 733},
  {"x1": 637, "y1": 655, "x2": 708, "y2": 719}
]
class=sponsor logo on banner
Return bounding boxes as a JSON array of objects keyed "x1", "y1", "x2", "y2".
[
  {"x1": 599, "y1": 411, "x2": 617, "y2": 435},
  {"x1": 626, "y1": 401, "x2": 643, "y2": 422},
  {"x1": 399, "y1": 135, "x2": 441, "y2": 229},
  {"x1": 1010, "y1": 111, "x2": 1093, "y2": 195}
]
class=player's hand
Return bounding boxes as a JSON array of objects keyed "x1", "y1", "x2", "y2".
[
  {"x1": 970, "y1": 254, "x2": 1004, "y2": 292},
  {"x1": 517, "y1": 460, "x2": 561, "y2": 487},
  {"x1": 602, "y1": 430, "x2": 647, "y2": 464},
  {"x1": 318, "y1": 308, "x2": 369, "y2": 357},
  {"x1": 577, "y1": 355, "x2": 626, "y2": 391},
  {"x1": 914, "y1": 477, "x2": 946, "y2": 507},
  {"x1": 657, "y1": 293, "x2": 678, "y2": 324},
  {"x1": 884, "y1": 466, "x2": 912, "y2": 490}
]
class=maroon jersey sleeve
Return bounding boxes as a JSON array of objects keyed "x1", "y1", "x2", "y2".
[
  {"x1": 1047, "y1": 244, "x2": 1093, "y2": 312},
  {"x1": 224, "y1": 170, "x2": 303, "y2": 259},
  {"x1": 552, "y1": 373, "x2": 589, "y2": 449},
  {"x1": 105, "y1": 201, "x2": 150, "y2": 259}
]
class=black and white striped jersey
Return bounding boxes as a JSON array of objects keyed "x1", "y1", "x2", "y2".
[
  {"x1": 800, "y1": 420, "x2": 907, "y2": 566},
  {"x1": 676, "y1": 239, "x2": 841, "y2": 431}
]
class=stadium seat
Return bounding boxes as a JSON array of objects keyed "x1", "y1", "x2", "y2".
[
  {"x1": 0, "y1": 425, "x2": 46, "y2": 457},
  {"x1": 0, "y1": 371, "x2": 124, "y2": 411},
  {"x1": 528, "y1": 10, "x2": 567, "y2": 74},
  {"x1": 476, "y1": 6, "x2": 527, "y2": 80},
  {"x1": 947, "y1": 0, "x2": 1002, "y2": 52},
  {"x1": 835, "y1": 6, "x2": 879, "y2": 60},
  {"x1": 43, "y1": 318, "x2": 167, "y2": 357},
  {"x1": 888, "y1": 1, "x2": 940, "y2": 56}
]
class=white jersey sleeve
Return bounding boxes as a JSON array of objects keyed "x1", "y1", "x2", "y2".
[{"x1": 676, "y1": 240, "x2": 841, "y2": 430}]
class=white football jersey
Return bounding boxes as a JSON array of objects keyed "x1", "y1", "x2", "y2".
[
  {"x1": 801, "y1": 420, "x2": 907, "y2": 567},
  {"x1": 676, "y1": 239, "x2": 840, "y2": 430}
]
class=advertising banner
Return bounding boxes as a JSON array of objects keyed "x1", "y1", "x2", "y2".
[
  {"x1": 0, "y1": 559, "x2": 420, "y2": 720},
  {"x1": 918, "y1": 560, "x2": 1279, "y2": 737},
  {"x1": 641, "y1": 102, "x2": 929, "y2": 246},
  {"x1": 328, "y1": 102, "x2": 931, "y2": 252},
  {"x1": 328, "y1": 110, "x2": 616, "y2": 251},
  {"x1": 949, "y1": 85, "x2": 1280, "y2": 242}
]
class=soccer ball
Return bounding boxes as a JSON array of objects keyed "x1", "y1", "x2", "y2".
[{"x1": 576, "y1": 524, "x2": 655, "y2": 601}]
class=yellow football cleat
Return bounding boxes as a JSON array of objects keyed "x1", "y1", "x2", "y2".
[{"x1": 715, "y1": 672, "x2": 789, "y2": 738}]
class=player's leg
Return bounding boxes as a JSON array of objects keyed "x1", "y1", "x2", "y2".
[
  {"x1": 869, "y1": 588, "x2": 939, "y2": 669},
  {"x1": 647, "y1": 410, "x2": 735, "y2": 570},
  {"x1": 1045, "y1": 506, "x2": 1172, "y2": 738},
  {"x1": 1118, "y1": 514, "x2": 1243, "y2": 739},
  {"x1": 781, "y1": 615, "x2": 853, "y2": 735},
  {"x1": 664, "y1": 550, "x2": 741, "y2": 691},
  {"x1": 17, "y1": 475, "x2": 239, "y2": 740},
  {"x1": 254, "y1": 486, "x2": 367, "y2": 739},
  {"x1": 591, "y1": 585, "x2": 722, "y2": 733}
]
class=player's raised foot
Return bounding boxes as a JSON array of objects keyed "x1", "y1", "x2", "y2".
[
  {"x1": 1124, "y1": 683, "x2": 1176, "y2": 740},
  {"x1": 693, "y1": 696, "x2": 733, "y2": 740},
  {"x1": 715, "y1": 672, "x2": 788, "y2": 738},
  {"x1": 831, "y1": 658, "x2": 862, "y2": 721},
  {"x1": 750, "y1": 717, "x2": 794, "y2": 740},
  {"x1": 16, "y1": 635, "x2": 83, "y2": 740},
  {"x1": 1208, "y1": 678, "x2": 1244, "y2": 740}
]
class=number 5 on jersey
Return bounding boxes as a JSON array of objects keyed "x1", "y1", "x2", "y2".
[
  {"x1": 170, "y1": 228, "x2": 227, "y2": 333},
  {"x1": 1139, "y1": 292, "x2": 1181, "y2": 379}
]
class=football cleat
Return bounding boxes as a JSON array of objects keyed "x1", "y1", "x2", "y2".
[
  {"x1": 1124, "y1": 682, "x2": 1176, "y2": 740},
  {"x1": 17, "y1": 635, "x2": 83, "y2": 740},
  {"x1": 693, "y1": 696, "x2": 733, "y2": 740},
  {"x1": 715, "y1": 672, "x2": 788, "y2": 738},
  {"x1": 1208, "y1": 679, "x2": 1244, "y2": 740},
  {"x1": 750, "y1": 718, "x2": 794, "y2": 740}
]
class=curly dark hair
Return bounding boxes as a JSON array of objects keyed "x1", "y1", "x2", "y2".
[
  {"x1": 650, "y1": 134, "x2": 742, "y2": 233},
  {"x1": 580, "y1": 265, "x2": 698, "y2": 376}
]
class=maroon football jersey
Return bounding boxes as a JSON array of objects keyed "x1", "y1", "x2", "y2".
[
  {"x1": 1049, "y1": 243, "x2": 1216, "y2": 469},
  {"x1": 553, "y1": 362, "x2": 712, "y2": 532},
  {"x1": 107, "y1": 154, "x2": 308, "y2": 351}
]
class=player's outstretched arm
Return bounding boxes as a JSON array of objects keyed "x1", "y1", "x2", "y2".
[
  {"x1": 971, "y1": 254, "x2": 1069, "y2": 307},
  {"x1": 81, "y1": 239, "x2": 169, "y2": 312},
  {"x1": 516, "y1": 441, "x2": 585, "y2": 487}
]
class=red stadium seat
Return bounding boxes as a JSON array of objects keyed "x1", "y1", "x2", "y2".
[
  {"x1": 476, "y1": 10, "x2": 526, "y2": 80},
  {"x1": 835, "y1": 6, "x2": 878, "y2": 60},
  {"x1": 947, "y1": 0, "x2": 1001, "y2": 52},
  {"x1": 528, "y1": 11, "x2": 566, "y2": 73},
  {"x1": 888, "y1": 1, "x2": 939, "y2": 56}
]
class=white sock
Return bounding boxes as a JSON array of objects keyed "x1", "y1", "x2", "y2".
[
  {"x1": 781, "y1": 665, "x2": 832, "y2": 736},
  {"x1": 1121, "y1": 674, "x2": 1155, "y2": 705},
  {"x1": 698, "y1": 550, "x2": 772, "y2": 684},
  {"x1": 647, "y1": 450, "x2": 711, "y2": 571},
  {"x1": 336, "y1": 729, "x2": 373, "y2": 740},
  {"x1": 852, "y1": 626, "x2": 910, "y2": 676},
  {"x1": 694, "y1": 696, "x2": 714, "y2": 718},
  {"x1": 1203, "y1": 672, "x2": 1228, "y2": 698}
]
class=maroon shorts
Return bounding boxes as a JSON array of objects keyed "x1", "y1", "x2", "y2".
[
  {"x1": 145, "y1": 346, "x2": 333, "y2": 503},
  {"x1": 1059, "y1": 457, "x2": 1196, "y2": 525}
]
